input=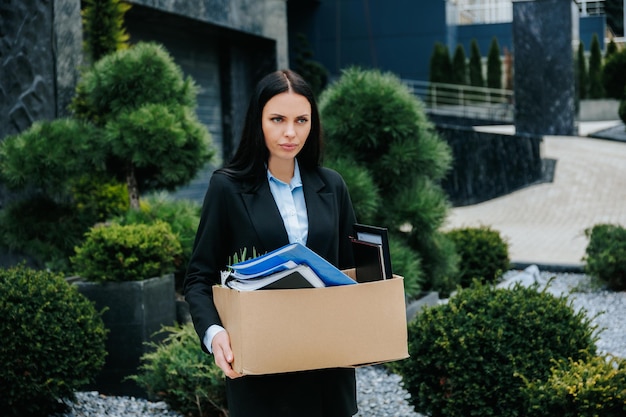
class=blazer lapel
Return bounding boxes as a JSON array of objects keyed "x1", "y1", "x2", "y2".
[
  {"x1": 301, "y1": 168, "x2": 335, "y2": 257},
  {"x1": 241, "y1": 180, "x2": 289, "y2": 252}
]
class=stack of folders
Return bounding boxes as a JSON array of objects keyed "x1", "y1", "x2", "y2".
[
  {"x1": 221, "y1": 242, "x2": 357, "y2": 291},
  {"x1": 350, "y1": 224, "x2": 393, "y2": 283}
]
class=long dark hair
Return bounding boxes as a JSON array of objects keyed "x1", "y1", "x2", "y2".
[{"x1": 218, "y1": 69, "x2": 323, "y2": 182}]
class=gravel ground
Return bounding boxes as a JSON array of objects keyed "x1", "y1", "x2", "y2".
[{"x1": 57, "y1": 268, "x2": 625, "y2": 417}]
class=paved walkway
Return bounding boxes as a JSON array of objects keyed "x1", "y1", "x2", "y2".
[{"x1": 443, "y1": 121, "x2": 626, "y2": 269}]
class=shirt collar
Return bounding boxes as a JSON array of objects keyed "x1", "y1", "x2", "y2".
[{"x1": 267, "y1": 159, "x2": 303, "y2": 190}]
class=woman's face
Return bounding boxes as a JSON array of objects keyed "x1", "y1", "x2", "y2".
[{"x1": 262, "y1": 91, "x2": 311, "y2": 164}]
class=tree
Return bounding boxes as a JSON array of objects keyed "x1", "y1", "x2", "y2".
[
  {"x1": 82, "y1": 0, "x2": 131, "y2": 65},
  {"x1": 429, "y1": 42, "x2": 452, "y2": 84},
  {"x1": 577, "y1": 41, "x2": 588, "y2": 100},
  {"x1": 486, "y1": 37, "x2": 502, "y2": 90},
  {"x1": 469, "y1": 39, "x2": 484, "y2": 88},
  {"x1": 588, "y1": 34, "x2": 605, "y2": 98},
  {"x1": 71, "y1": 42, "x2": 215, "y2": 209},
  {"x1": 319, "y1": 67, "x2": 459, "y2": 297},
  {"x1": 293, "y1": 33, "x2": 329, "y2": 98},
  {"x1": 605, "y1": 38, "x2": 618, "y2": 59},
  {"x1": 451, "y1": 44, "x2": 467, "y2": 85},
  {"x1": 602, "y1": 48, "x2": 626, "y2": 99}
]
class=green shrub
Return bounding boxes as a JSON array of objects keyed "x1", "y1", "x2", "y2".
[
  {"x1": 583, "y1": 223, "x2": 626, "y2": 291},
  {"x1": 619, "y1": 88, "x2": 626, "y2": 125},
  {"x1": 523, "y1": 355, "x2": 626, "y2": 417},
  {"x1": 114, "y1": 192, "x2": 201, "y2": 270},
  {"x1": 396, "y1": 282, "x2": 598, "y2": 417},
  {"x1": 130, "y1": 323, "x2": 228, "y2": 417},
  {"x1": 72, "y1": 175, "x2": 130, "y2": 222},
  {"x1": 71, "y1": 221, "x2": 183, "y2": 282},
  {"x1": 446, "y1": 225, "x2": 510, "y2": 287},
  {"x1": 0, "y1": 265, "x2": 107, "y2": 416},
  {"x1": 602, "y1": 47, "x2": 626, "y2": 99}
]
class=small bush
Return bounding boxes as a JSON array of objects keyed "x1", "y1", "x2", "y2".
[
  {"x1": 446, "y1": 225, "x2": 510, "y2": 287},
  {"x1": 583, "y1": 223, "x2": 626, "y2": 291},
  {"x1": 130, "y1": 323, "x2": 228, "y2": 417},
  {"x1": 523, "y1": 355, "x2": 626, "y2": 417},
  {"x1": 0, "y1": 265, "x2": 107, "y2": 416},
  {"x1": 619, "y1": 93, "x2": 626, "y2": 125},
  {"x1": 72, "y1": 175, "x2": 129, "y2": 222},
  {"x1": 396, "y1": 282, "x2": 598, "y2": 417},
  {"x1": 113, "y1": 192, "x2": 200, "y2": 273},
  {"x1": 71, "y1": 221, "x2": 183, "y2": 282}
]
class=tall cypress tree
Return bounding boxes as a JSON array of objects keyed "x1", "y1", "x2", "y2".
[
  {"x1": 486, "y1": 37, "x2": 502, "y2": 90},
  {"x1": 577, "y1": 41, "x2": 588, "y2": 100},
  {"x1": 588, "y1": 34, "x2": 605, "y2": 98},
  {"x1": 469, "y1": 39, "x2": 484, "y2": 88},
  {"x1": 451, "y1": 44, "x2": 467, "y2": 85},
  {"x1": 605, "y1": 38, "x2": 618, "y2": 59}
]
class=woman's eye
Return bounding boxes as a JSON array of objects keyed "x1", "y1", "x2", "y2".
[
  {"x1": 271, "y1": 117, "x2": 283, "y2": 123},
  {"x1": 297, "y1": 118, "x2": 308, "y2": 124}
]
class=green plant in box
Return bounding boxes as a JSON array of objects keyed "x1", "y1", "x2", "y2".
[
  {"x1": 0, "y1": 265, "x2": 107, "y2": 416},
  {"x1": 71, "y1": 221, "x2": 182, "y2": 282}
]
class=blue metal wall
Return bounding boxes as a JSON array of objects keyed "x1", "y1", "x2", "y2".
[{"x1": 288, "y1": 1, "x2": 607, "y2": 83}]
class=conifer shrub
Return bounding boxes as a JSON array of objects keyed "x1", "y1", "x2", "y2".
[
  {"x1": 602, "y1": 47, "x2": 626, "y2": 99},
  {"x1": 396, "y1": 282, "x2": 598, "y2": 417},
  {"x1": 522, "y1": 355, "x2": 626, "y2": 417},
  {"x1": 445, "y1": 225, "x2": 510, "y2": 287},
  {"x1": 577, "y1": 41, "x2": 588, "y2": 100},
  {"x1": 0, "y1": 265, "x2": 107, "y2": 416},
  {"x1": 588, "y1": 34, "x2": 605, "y2": 99},
  {"x1": 71, "y1": 221, "x2": 183, "y2": 282},
  {"x1": 319, "y1": 67, "x2": 457, "y2": 296},
  {"x1": 583, "y1": 223, "x2": 626, "y2": 291},
  {"x1": 129, "y1": 323, "x2": 228, "y2": 417}
]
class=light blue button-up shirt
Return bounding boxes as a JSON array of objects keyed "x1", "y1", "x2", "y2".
[
  {"x1": 267, "y1": 159, "x2": 309, "y2": 245},
  {"x1": 204, "y1": 160, "x2": 310, "y2": 353}
]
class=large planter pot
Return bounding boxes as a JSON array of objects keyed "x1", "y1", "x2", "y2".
[{"x1": 74, "y1": 274, "x2": 176, "y2": 397}]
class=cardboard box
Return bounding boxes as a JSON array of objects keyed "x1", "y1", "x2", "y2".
[{"x1": 213, "y1": 269, "x2": 409, "y2": 375}]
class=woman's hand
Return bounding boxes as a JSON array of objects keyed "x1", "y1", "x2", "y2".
[{"x1": 212, "y1": 330, "x2": 243, "y2": 379}]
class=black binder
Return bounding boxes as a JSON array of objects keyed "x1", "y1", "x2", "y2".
[{"x1": 351, "y1": 223, "x2": 393, "y2": 281}]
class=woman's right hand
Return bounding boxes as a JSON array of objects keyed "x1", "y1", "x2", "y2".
[{"x1": 212, "y1": 330, "x2": 243, "y2": 379}]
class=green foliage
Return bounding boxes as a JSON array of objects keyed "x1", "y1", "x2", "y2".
[
  {"x1": 129, "y1": 323, "x2": 228, "y2": 417},
  {"x1": 0, "y1": 118, "x2": 105, "y2": 195},
  {"x1": 588, "y1": 34, "x2": 605, "y2": 99},
  {"x1": 397, "y1": 282, "x2": 598, "y2": 417},
  {"x1": 0, "y1": 195, "x2": 90, "y2": 271},
  {"x1": 451, "y1": 44, "x2": 467, "y2": 85},
  {"x1": 293, "y1": 33, "x2": 329, "y2": 97},
  {"x1": 71, "y1": 221, "x2": 183, "y2": 282},
  {"x1": 583, "y1": 223, "x2": 626, "y2": 291},
  {"x1": 0, "y1": 265, "x2": 107, "y2": 416},
  {"x1": 388, "y1": 237, "x2": 424, "y2": 299},
  {"x1": 81, "y1": 0, "x2": 131, "y2": 64},
  {"x1": 71, "y1": 42, "x2": 215, "y2": 208},
  {"x1": 606, "y1": 38, "x2": 618, "y2": 59},
  {"x1": 523, "y1": 355, "x2": 626, "y2": 417},
  {"x1": 620, "y1": 91, "x2": 626, "y2": 124},
  {"x1": 72, "y1": 175, "x2": 130, "y2": 222},
  {"x1": 577, "y1": 41, "x2": 588, "y2": 100},
  {"x1": 486, "y1": 37, "x2": 502, "y2": 90},
  {"x1": 602, "y1": 47, "x2": 626, "y2": 99},
  {"x1": 445, "y1": 226, "x2": 510, "y2": 287},
  {"x1": 429, "y1": 42, "x2": 452, "y2": 84},
  {"x1": 113, "y1": 192, "x2": 201, "y2": 273},
  {"x1": 319, "y1": 67, "x2": 456, "y2": 295},
  {"x1": 469, "y1": 39, "x2": 484, "y2": 88}
]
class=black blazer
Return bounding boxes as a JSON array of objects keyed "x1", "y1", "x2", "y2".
[{"x1": 184, "y1": 165, "x2": 358, "y2": 417}]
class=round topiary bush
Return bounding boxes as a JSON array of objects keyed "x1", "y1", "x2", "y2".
[
  {"x1": 446, "y1": 225, "x2": 510, "y2": 287},
  {"x1": 396, "y1": 282, "x2": 598, "y2": 417},
  {"x1": 71, "y1": 220, "x2": 183, "y2": 282},
  {"x1": 523, "y1": 354, "x2": 626, "y2": 417},
  {"x1": 0, "y1": 265, "x2": 107, "y2": 416},
  {"x1": 583, "y1": 223, "x2": 626, "y2": 291},
  {"x1": 129, "y1": 323, "x2": 228, "y2": 417}
]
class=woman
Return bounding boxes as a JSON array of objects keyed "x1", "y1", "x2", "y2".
[{"x1": 184, "y1": 69, "x2": 358, "y2": 417}]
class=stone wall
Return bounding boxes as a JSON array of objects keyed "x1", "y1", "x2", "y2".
[
  {"x1": 437, "y1": 125, "x2": 544, "y2": 206},
  {"x1": 0, "y1": 0, "x2": 82, "y2": 140}
]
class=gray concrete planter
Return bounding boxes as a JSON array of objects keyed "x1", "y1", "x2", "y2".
[{"x1": 74, "y1": 273, "x2": 176, "y2": 397}]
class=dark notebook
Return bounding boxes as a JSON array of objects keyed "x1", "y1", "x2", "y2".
[{"x1": 351, "y1": 238, "x2": 385, "y2": 282}]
